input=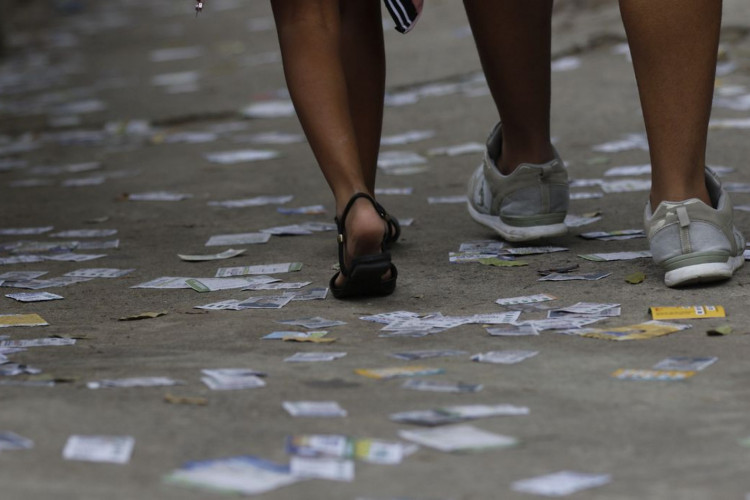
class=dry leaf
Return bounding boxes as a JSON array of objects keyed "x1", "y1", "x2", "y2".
[
  {"x1": 282, "y1": 337, "x2": 336, "y2": 344},
  {"x1": 118, "y1": 311, "x2": 168, "y2": 321},
  {"x1": 625, "y1": 271, "x2": 646, "y2": 284}
]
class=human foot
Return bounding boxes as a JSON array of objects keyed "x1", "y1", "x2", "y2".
[{"x1": 330, "y1": 193, "x2": 397, "y2": 298}]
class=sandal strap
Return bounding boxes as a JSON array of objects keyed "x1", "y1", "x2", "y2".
[{"x1": 334, "y1": 193, "x2": 385, "y2": 278}]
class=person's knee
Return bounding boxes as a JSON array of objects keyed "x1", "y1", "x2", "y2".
[{"x1": 272, "y1": 0, "x2": 340, "y2": 34}]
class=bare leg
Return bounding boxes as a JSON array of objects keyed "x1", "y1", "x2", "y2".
[
  {"x1": 270, "y1": 0, "x2": 389, "y2": 286},
  {"x1": 620, "y1": 0, "x2": 721, "y2": 207},
  {"x1": 340, "y1": 0, "x2": 385, "y2": 193},
  {"x1": 462, "y1": 0, "x2": 555, "y2": 174}
]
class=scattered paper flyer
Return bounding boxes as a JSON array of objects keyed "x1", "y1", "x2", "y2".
[
  {"x1": 178, "y1": 248, "x2": 246, "y2": 262},
  {"x1": 201, "y1": 369, "x2": 267, "y2": 390},
  {"x1": 208, "y1": 195, "x2": 293, "y2": 208},
  {"x1": 49, "y1": 229, "x2": 117, "y2": 238},
  {"x1": 374, "y1": 187, "x2": 413, "y2": 196},
  {"x1": 241, "y1": 100, "x2": 296, "y2": 119},
  {"x1": 401, "y1": 379, "x2": 483, "y2": 394},
  {"x1": 390, "y1": 349, "x2": 467, "y2": 361},
  {"x1": 286, "y1": 435, "x2": 414, "y2": 465},
  {"x1": 550, "y1": 302, "x2": 621, "y2": 317},
  {"x1": 579, "y1": 229, "x2": 644, "y2": 241},
  {"x1": 63, "y1": 435, "x2": 135, "y2": 464},
  {"x1": 284, "y1": 352, "x2": 347, "y2": 363},
  {"x1": 649, "y1": 306, "x2": 725, "y2": 320},
  {"x1": 572, "y1": 320, "x2": 692, "y2": 341},
  {"x1": 538, "y1": 272, "x2": 611, "y2": 282},
  {"x1": 290, "y1": 456, "x2": 354, "y2": 482},
  {"x1": 355, "y1": 366, "x2": 445, "y2": 380},
  {"x1": 0, "y1": 226, "x2": 53, "y2": 235},
  {"x1": 131, "y1": 277, "x2": 196, "y2": 289},
  {"x1": 0, "y1": 338, "x2": 74, "y2": 348},
  {"x1": 5, "y1": 292, "x2": 63, "y2": 302},
  {"x1": 64, "y1": 268, "x2": 134, "y2": 279},
  {"x1": 205, "y1": 233, "x2": 271, "y2": 246},
  {"x1": 0, "y1": 431, "x2": 34, "y2": 451},
  {"x1": 496, "y1": 293, "x2": 556, "y2": 306},
  {"x1": 611, "y1": 369, "x2": 696, "y2": 381},
  {"x1": 185, "y1": 277, "x2": 277, "y2": 293},
  {"x1": 428, "y1": 196, "x2": 467, "y2": 204},
  {"x1": 593, "y1": 133, "x2": 648, "y2": 153},
  {"x1": 278, "y1": 317, "x2": 346, "y2": 329},
  {"x1": 427, "y1": 142, "x2": 485, "y2": 156},
  {"x1": 277, "y1": 205, "x2": 326, "y2": 215},
  {"x1": 235, "y1": 295, "x2": 293, "y2": 309},
  {"x1": 42, "y1": 253, "x2": 107, "y2": 262},
  {"x1": 166, "y1": 456, "x2": 301, "y2": 496},
  {"x1": 471, "y1": 350, "x2": 539, "y2": 365},
  {"x1": 604, "y1": 164, "x2": 651, "y2": 176},
  {"x1": 487, "y1": 325, "x2": 539, "y2": 337},
  {"x1": 283, "y1": 401, "x2": 347, "y2": 418},
  {"x1": 551, "y1": 56, "x2": 581, "y2": 72},
  {"x1": 398, "y1": 424, "x2": 517, "y2": 453},
  {"x1": 390, "y1": 404, "x2": 529, "y2": 427},
  {"x1": 204, "y1": 149, "x2": 280, "y2": 164},
  {"x1": 87, "y1": 377, "x2": 182, "y2": 389},
  {"x1": 126, "y1": 191, "x2": 193, "y2": 201},
  {"x1": 579, "y1": 251, "x2": 651, "y2": 262},
  {"x1": 244, "y1": 281, "x2": 310, "y2": 291},
  {"x1": 512, "y1": 470, "x2": 611, "y2": 497},
  {"x1": 564, "y1": 214, "x2": 602, "y2": 227},
  {"x1": 601, "y1": 179, "x2": 651, "y2": 193},
  {"x1": 0, "y1": 314, "x2": 49, "y2": 328},
  {"x1": 0, "y1": 271, "x2": 48, "y2": 281},
  {"x1": 652, "y1": 357, "x2": 717, "y2": 372},
  {"x1": 381, "y1": 130, "x2": 435, "y2": 146},
  {"x1": 239, "y1": 131, "x2": 303, "y2": 145},
  {"x1": 216, "y1": 263, "x2": 303, "y2": 277},
  {"x1": 377, "y1": 151, "x2": 427, "y2": 169},
  {"x1": 263, "y1": 331, "x2": 328, "y2": 340}
]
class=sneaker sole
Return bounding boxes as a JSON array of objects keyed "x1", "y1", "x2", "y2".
[
  {"x1": 664, "y1": 255, "x2": 744, "y2": 287},
  {"x1": 467, "y1": 202, "x2": 568, "y2": 242}
]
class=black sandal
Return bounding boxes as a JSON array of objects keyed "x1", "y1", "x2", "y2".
[
  {"x1": 375, "y1": 200, "x2": 401, "y2": 248},
  {"x1": 329, "y1": 193, "x2": 398, "y2": 299}
]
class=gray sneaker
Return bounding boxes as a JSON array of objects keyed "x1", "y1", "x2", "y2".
[
  {"x1": 644, "y1": 167, "x2": 745, "y2": 287},
  {"x1": 467, "y1": 122, "x2": 569, "y2": 242}
]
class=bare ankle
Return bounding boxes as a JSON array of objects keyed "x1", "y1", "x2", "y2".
[{"x1": 496, "y1": 144, "x2": 556, "y2": 175}]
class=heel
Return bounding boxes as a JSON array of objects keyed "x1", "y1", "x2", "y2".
[{"x1": 329, "y1": 193, "x2": 398, "y2": 299}]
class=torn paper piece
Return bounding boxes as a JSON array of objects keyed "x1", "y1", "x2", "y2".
[
  {"x1": 205, "y1": 233, "x2": 271, "y2": 246},
  {"x1": 63, "y1": 435, "x2": 134, "y2": 464},
  {"x1": 398, "y1": 425, "x2": 517, "y2": 452}
]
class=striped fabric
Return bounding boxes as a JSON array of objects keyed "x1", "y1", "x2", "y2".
[{"x1": 383, "y1": 0, "x2": 423, "y2": 34}]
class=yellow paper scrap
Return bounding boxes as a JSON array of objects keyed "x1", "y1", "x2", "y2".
[
  {"x1": 580, "y1": 321, "x2": 688, "y2": 341},
  {"x1": 650, "y1": 306, "x2": 725, "y2": 320},
  {"x1": 355, "y1": 366, "x2": 444, "y2": 380},
  {"x1": 612, "y1": 369, "x2": 696, "y2": 381},
  {"x1": 282, "y1": 337, "x2": 337, "y2": 344},
  {"x1": 0, "y1": 313, "x2": 48, "y2": 328},
  {"x1": 118, "y1": 311, "x2": 168, "y2": 321},
  {"x1": 478, "y1": 258, "x2": 529, "y2": 267}
]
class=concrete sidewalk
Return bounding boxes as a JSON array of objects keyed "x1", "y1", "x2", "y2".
[{"x1": 1, "y1": 1, "x2": 750, "y2": 499}]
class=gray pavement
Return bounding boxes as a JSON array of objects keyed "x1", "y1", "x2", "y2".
[{"x1": 2, "y1": 1, "x2": 750, "y2": 499}]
